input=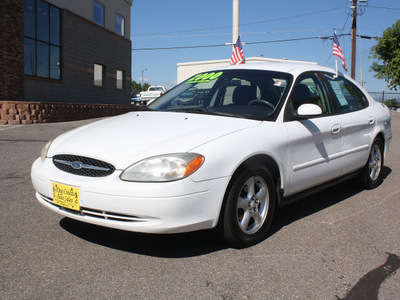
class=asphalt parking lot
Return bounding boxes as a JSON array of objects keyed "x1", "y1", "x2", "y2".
[{"x1": 1, "y1": 113, "x2": 399, "y2": 299}]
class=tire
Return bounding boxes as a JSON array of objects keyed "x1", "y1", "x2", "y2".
[
  {"x1": 219, "y1": 166, "x2": 276, "y2": 248},
  {"x1": 360, "y1": 138, "x2": 384, "y2": 189}
]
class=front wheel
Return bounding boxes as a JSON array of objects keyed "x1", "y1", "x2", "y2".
[
  {"x1": 359, "y1": 138, "x2": 384, "y2": 189},
  {"x1": 219, "y1": 166, "x2": 276, "y2": 248}
]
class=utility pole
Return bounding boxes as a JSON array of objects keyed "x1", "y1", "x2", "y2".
[
  {"x1": 232, "y1": 0, "x2": 239, "y2": 48},
  {"x1": 141, "y1": 68, "x2": 147, "y2": 89},
  {"x1": 351, "y1": 0, "x2": 358, "y2": 79}
]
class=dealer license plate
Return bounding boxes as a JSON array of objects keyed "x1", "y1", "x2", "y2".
[{"x1": 52, "y1": 182, "x2": 80, "y2": 211}]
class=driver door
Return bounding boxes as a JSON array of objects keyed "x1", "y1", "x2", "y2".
[{"x1": 284, "y1": 72, "x2": 344, "y2": 196}]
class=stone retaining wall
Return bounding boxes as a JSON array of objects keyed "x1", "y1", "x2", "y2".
[{"x1": 0, "y1": 101, "x2": 142, "y2": 125}]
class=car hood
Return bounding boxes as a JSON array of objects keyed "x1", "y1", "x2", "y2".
[{"x1": 47, "y1": 111, "x2": 261, "y2": 169}]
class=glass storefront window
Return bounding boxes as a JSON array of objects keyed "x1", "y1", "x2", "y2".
[
  {"x1": 24, "y1": 0, "x2": 36, "y2": 38},
  {"x1": 24, "y1": 38, "x2": 36, "y2": 76},
  {"x1": 50, "y1": 46, "x2": 61, "y2": 80},
  {"x1": 50, "y1": 6, "x2": 60, "y2": 45},
  {"x1": 23, "y1": 0, "x2": 61, "y2": 79},
  {"x1": 37, "y1": 41, "x2": 49, "y2": 78},
  {"x1": 37, "y1": 0, "x2": 49, "y2": 42}
]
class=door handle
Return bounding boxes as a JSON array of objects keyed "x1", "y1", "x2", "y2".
[
  {"x1": 368, "y1": 117, "x2": 376, "y2": 125},
  {"x1": 331, "y1": 124, "x2": 342, "y2": 135}
]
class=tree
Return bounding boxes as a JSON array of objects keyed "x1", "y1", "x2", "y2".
[
  {"x1": 131, "y1": 80, "x2": 142, "y2": 95},
  {"x1": 384, "y1": 99, "x2": 398, "y2": 108},
  {"x1": 142, "y1": 83, "x2": 150, "y2": 91},
  {"x1": 370, "y1": 20, "x2": 400, "y2": 91},
  {"x1": 131, "y1": 81, "x2": 151, "y2": 95}
]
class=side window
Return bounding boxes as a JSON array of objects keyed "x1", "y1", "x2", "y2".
[
  {"x1": 116, "y1": 70, "x2": 125, "y2": 90},
  {"x1": 116, "y1": 14, "x2": 125, "y2": 36},
  {"x1": 93, "y1": 1, "x2": 105, "y2": 26},
  {"x1": 324, "y1": 74, "x2": 368, "y2": 113},
  {"x1": 94, "y1": 64, "x2": 105, "y2": 87},
  {"x1": 290, "y1": 73, "x2": 333, "y2": 115}
]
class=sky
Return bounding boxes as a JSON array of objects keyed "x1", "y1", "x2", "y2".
[{"x1": 130, "y1": 0, "x2": 400, "y2": 92}]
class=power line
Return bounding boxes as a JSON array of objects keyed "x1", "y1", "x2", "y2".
[
  {"x1": 132, "y1": 29, "x2": 335, "y2": 40},
  {"x1": 368, "y1": 5, "x2": 400, "y2": 11},
  {"x1": 132, "y1": 6, "x2": 345, "y2": 37},
  {"x1": 133, "y1": 43, "x2": 228, "y2": 51},
  {"x1": 132, "y1": 35, "x2": 348, "y2": 51}
]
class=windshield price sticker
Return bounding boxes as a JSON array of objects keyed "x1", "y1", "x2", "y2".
[{"x1": 186, "y1": 72, "x2": 223, "y2": 84}]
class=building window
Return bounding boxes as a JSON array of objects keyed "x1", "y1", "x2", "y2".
[
  {"x1": 94, "y1": 64, "x2": 105, "y2": 87},
  {"x1": 93, "y1": 1, "x2": 105, "y2": 26},
  {"x1": 23, "y1": 0, "x2": 61, "y2": 80},
  {"x1": 116, "y1": 70, "x2": 124, "y2": 90},
  {"x1": 116, "y1": 14, "x2": 125, "y2": 36}
]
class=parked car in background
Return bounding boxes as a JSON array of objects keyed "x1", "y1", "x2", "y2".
[
  {"x1": 31, "y1": 63, "x2": 392, "y2": 248},
  {"x1": 139, "y1": 85, "x2": 167, "y2": 104},
  {"x1": 130, "y1": 94, "x2": 141, "y2": 105}
]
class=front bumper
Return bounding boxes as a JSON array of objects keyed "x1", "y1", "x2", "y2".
[{"x1": 31, "y1": 158, "x2": 230, "y2": 234}]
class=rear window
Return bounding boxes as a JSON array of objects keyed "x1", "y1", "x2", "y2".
[{"x1": 149, "y1": 87, "x2": 164, "y2": 91}]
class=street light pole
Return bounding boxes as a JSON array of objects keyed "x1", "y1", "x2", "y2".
[
  {"x1": 141, "y1": 68, "x2": 147, "y2": 90},
  {"x1": 351, "y1": 0, "x2": 358, "y2": 79}
]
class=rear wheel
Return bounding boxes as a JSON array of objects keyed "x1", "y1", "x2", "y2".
[
  {"x1": 360, "y1": 138, "x2": 384, "y2": 189},
  {"x1": 219, "y1": 166, "x2": 276, "y2": 248}
]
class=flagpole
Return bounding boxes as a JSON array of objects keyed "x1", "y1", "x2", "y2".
[
  {"x1": 232, "y1": 0, "x2": 239, "y2": 50},
  {"x1": 335, "y1": 57, "x2": 338, "y2": 78}
]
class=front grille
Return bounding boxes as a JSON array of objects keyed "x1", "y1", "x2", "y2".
[{"x1": 53, "y1": 154, "x2": 115, "y2": 177}]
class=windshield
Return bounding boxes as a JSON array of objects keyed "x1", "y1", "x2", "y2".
[{"x1": 148, "y1": 70, "x2": 291, "y2": 120}]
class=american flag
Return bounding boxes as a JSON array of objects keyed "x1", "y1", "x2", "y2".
[
  {"x1": 333, "y1": 33, "x2": 347, "y2": 72},
  {"x1": 230, "y1": 36, "x2": 244, "y2": 65}
]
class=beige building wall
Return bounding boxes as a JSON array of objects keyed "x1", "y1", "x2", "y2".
[{"x1": 177, "y1": 57, "x2": 317, "y2": 84}]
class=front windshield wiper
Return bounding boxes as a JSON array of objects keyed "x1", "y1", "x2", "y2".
[
  {"x1": 170, "y1": 108, "x2": 209, "y2": 113},
  {"x1": 140, "y1": 106, "x2": 155, "y2": 111},
  {"x1": 169, "y1": 108, "x2": 245, "y2": 118}
]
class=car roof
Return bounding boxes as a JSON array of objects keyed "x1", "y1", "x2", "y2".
[{"x1": 213, "y1": 62, "x2": 345, "y2": 78}]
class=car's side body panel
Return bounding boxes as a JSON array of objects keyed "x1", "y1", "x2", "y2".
[
  {"x1": 284, "y1": 115, "x2": 344, "y2": 196},
  {"x1": 340, "y1": 108, "x2": 376, "y2": 174}
]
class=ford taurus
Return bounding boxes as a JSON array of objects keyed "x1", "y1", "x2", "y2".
[{"x1": 31, "y1": 63, "x2": 392, "y2": 248}]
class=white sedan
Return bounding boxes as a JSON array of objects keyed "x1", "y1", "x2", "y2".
[{"x1": 31, "y1": 63, "x2": 392, "y2": 248}]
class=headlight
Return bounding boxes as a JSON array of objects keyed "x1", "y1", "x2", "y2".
[
  {"x1": 40, "y1": 140, "x2": 53, "y2": 163},
  {"x1": 120, "y1": 153, "x2": 204, "y2": 182}
]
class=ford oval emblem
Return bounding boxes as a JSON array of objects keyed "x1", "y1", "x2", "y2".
[{"x1": 71, "y1": 161, "x2": 83, "y2": 170}]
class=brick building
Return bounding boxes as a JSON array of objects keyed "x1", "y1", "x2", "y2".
[{"x1": 0, "y1": 0, "x2": 137, "y2": 124}]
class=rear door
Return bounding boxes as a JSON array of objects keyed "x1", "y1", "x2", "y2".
[{"x1": 323, "y1": 74, "x2": 374, "y2": 174}]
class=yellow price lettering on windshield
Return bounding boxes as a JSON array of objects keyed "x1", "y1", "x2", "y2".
[{"x1": 186, "y1": 72, "x2": 223, "y2": 84}]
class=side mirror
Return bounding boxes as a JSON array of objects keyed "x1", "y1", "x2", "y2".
[{"x1": 297, "y1": 103, "x2": 322, "y2": 117}]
